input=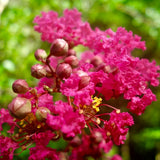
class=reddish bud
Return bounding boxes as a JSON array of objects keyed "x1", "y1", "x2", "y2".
[
  {"x1": 67, "y1": 49, "x2": 76, "y2": 56},
  {"x1": 12, "y1": 79, "x2": 29, "y2": 94},
  {"x1": 36, "y1": 107, "x2": 51, "y2": 121},
  {"x1": 76, "y1": 70, "x2": 90, "y2": 89},
  {"x1": 96, "y1": 63, "x2": 117, "y2": 74},
  {"x1": 8, "y1": 97, "x2": 31, "y2": 119},
  {"x1": 91, "y1": 131, "x2": 103, "y2": 144},
  {"x1": 90, "y1": 56, "x2": 103, "y2": 67},
  {"x1": 56, "y1": 63, "x2": 72, "y2": 79},
  {"x1": 50, "y1": 39, "x2": 68, "y2": 57},
  {"x1": 34, "y1": 49, "x2": 47, "y2": 62},
  {"x1": 31, "y1": 64, "x2": 46, "y2": 79},
  {"x1": 63, "y1": 133, "x2": 74, "y2": 141},
  {"x1": 96, "y1": 63, "x2": 109, "y2": 72},
  {"x1": 70, "y1": 136, "x2": 81, "y2": 147},
  {"x1": 64, "y1": 55, "x2": 79, "y2": 68}
]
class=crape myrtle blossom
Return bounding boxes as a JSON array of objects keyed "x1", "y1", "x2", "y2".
[{"x1": 0, "y1": 9, "x2": 159, "y2": 160}]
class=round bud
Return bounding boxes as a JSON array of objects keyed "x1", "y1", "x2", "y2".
[
  {"x1": 91, "y1": 131, "x2": 103, "y2": 144},
  {"x1": 76, "y1": 70, "x2": 90, "y2": 89},
  {"x1": 90, "y1": 56, "x2": 103, "y2": 67},
  {"x1": 31, "y1": 64, "x2": 46, "y2": 79},
  {"x1": 96, "y1": 63, "x2": 111, "y2": 73},
  {"x1": 34, "y1": 49, "x2": 47, "y2": 62},
  {"x1": 12, "y1": 79, "x2": 29, "y2": 94},
  {"x1": 63, "y1": 133, "x2": 74, "y2": 141},
  {"x1": 67, "y1": 49, "x2": 76, "y2": 56},
  {"x1": 64, "y1": 55, "x2": 79, "y2": 68},
  {"x1": 70, "y1": 136, "x2": 81, "y2": 147},
  {"x1": 50, "y1": 39, "x2": 68, "y2": 57},
  {"x1": 36, "y1": 107, "x2": 51, "y2": 121},
  {"x1": 8, "y1": 97, "x2": 31, "y2": 119},
  {"x1": 56, "y1": 63, "x2": 72, "y2": 79}
]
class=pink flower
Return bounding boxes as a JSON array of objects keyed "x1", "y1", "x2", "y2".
[
  {"x1": 0, "y1": 8, "x2": 159, "y2": 160},
  {"x1": 127, "y1": 89, "x2": 156, "y2": 115},
  {"x1": 32, "y1": 130, "x2": 54, "y2": 146},
  {"x1": 38, "y1": 77, "x2": 55, "y2": 88},
  {"x1": 47, "y1": 101, "x2": 85, "y2": 138},
  {"x1": 60, "y1": 74, "x2": 95, "y2": 106},
  {"x1": 29, "y1": 145, "x2": 59, "y2": 160},
  {"x1": 86, "y1": 27, "x2": 146, "y2": 55},
  {"x1": 104, "y1": 111, "x2": 134, "y2": 145},
  {"x1": 111, "y1": 154, "x2": 122, "y2": 160},
  {"x1": 69, "y1": 134, "x2": 113, "y2": 160},
  {"x1": 135, "y1": 59, "x2": 160, "y2": 86},
  {"x1": 0, "y1": 108, "x2": 16, "y2": 133},
  {"x1": 34, "y1": 9, "x2": 93, "y2": 46},
  {"x1": 0, "y1": 136, "x2": 19, "y2": 159},
  {"x1": 37, "y1": 93, "x2": 54, "y2": 111}
]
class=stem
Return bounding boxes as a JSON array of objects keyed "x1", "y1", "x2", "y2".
[
  {"x1": 96, "y1": 113, "x2": 110, "y2": 117},
  {"x1": 46, "y1": 57, "x2": 56, "y2": 76},
  {"x1": 86, "y1": 121, "x2": 93, "y2": 134},
  {"x1": 99, "y1": 103, "x2": 118, "y2": 110},
  {"x1": 67, "y1": 96, "x2": 71, "y2": 106},
  {"x1": 90, "y1": 119, "x2": 101, "y2": 129}
]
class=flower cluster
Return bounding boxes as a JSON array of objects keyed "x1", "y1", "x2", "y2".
[{"x1": 0, "y1": 9, "x2": 159, "y2": 160}]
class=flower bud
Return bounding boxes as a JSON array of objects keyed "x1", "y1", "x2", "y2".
[
  {"x1": 56, "y1": 63, "x2": 72, "y2": 79},
  {"x1": 96, "y1": 63, "x2": 111, "y2": 73},
  {"x1": 50, "y1": 39, "x2": 68, "y2": 57},
  {"x1": 36, "y1": 107, "x2": 51, "y2": 121},
  {"x1": 34, "y1": 49, "x2": 47, "y2": 62},
  {"x1": 90, "y1": 56, "x2": 103, "y2": 67},
  {"x1": 70, "y1": 136, "x2": 81, "y2": 147},
  {"x1": 91, "y1": 131, "x2": 103, "y2": 144},
  {"x1": 76, "y1": 70, "x2": 90, "y2": 89},
  {"x1": 12, "y1": 79, "x2": 29, "y2": 94},
  {"x1": 8, "y1": 97, "x2": 31, "y2": 119},
  {"x1": 64, "y1": 55, "x2": 79, "y2": 68},
  {"x1": 31, "y1": 64, "x2": 46, "y2": 79},
  {"x1": 67, "y1": 49, "x2": 76, "y2": 56},
  {"x1": 63, "y1": 133, "x2": 74, "y2": 141}
]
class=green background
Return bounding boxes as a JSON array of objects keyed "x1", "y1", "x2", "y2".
[{"x1": 0, "y1": 0, "x2": 160, "y2": 159}]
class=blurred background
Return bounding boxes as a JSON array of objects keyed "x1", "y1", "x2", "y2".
[{"x1": 0, "y1": 0, "x2": 160, "y2": 159}]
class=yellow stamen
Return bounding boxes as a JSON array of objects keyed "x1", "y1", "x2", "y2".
[
  {"x1": 79, "y1": 109, "x2": 84, "y2": 114},
  {"x1": 92, "y1": 96, "x2": 102, "y2": 112},
  {"x1": 25, "y1": 135, "x2": 30, "y2": 140},
  {"x1": 107, "y1": 131, "x2": 111, "y2": 137},
  {"x1": 37, "y1": 124, "x2": 41, "y2": 128},
  {"x1": 96, "y1": 118, "x2": 101, "y2": 124},
  {"x1": 83, "y1": 105, "x2": 87, "y2": 109},
  {"x1": 20, "y1": 120, "x2": 24, "y2": 125},
  {"x1": 116, "y1": 109, "x2": 121, "y2": 114},
  {"x1": 22, "y1": 124, "x2": 26, "y2": 128}
]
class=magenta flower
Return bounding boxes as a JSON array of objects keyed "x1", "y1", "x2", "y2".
[
  {"x1": 0, "y1": 8, "x2": 159, "y2": 160},
  {"x1": 0, "y1": 136, "x2": 19, "y2": 160},
  {"x1": 60, "y1": 74, "x2": 95, "y2": 106},
  {"x1": 47, "y1": 101, "x2": 85, "y2": 138},
  {"x1": 29, "y1": 145, "x2": 59, "y2": 160},
  {"x1": 104, "y1": 110, "x2": 134, "y2": 145},
  {"x1": 0, "y1": 108, "x2": 16, "y2": 133}
]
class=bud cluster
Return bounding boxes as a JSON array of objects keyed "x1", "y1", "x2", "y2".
[{"x1": 0, "y1": 9, "x2": 159, "y2": 160}]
